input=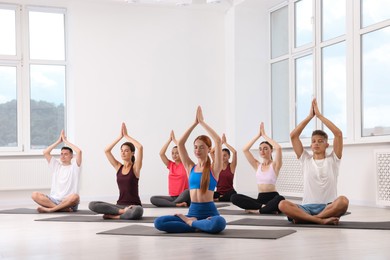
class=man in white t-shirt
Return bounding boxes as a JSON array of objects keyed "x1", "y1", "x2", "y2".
[
  {"x1": 31, "y1": 130, "x2": 82, "y2": 213},
  {"x1": 278, "y1": 98, "x2": 349, "y2": 225}
]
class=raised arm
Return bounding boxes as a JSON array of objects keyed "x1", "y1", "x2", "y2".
[
  {"x1": 312, "y1": 98, "x2": 343, "y2": 159},
  {"x1": 122, "y1": 123, "x2": 143, "y2": 178},
  {"x1": 43, "y1": 130, "x2": 63, "y2": 163},
  {"x1": 260, "y1": 123, "x2": 282, "y2": 174},
  {"x1": 159, "y1": 130, "x2": 173, "y2": 167},
  {"x1": 177, "y1": 115, "x2": 198, "y2": 174},
  {"x1": 290, "y1": 102, "x2": 315, "y2": 159},
  {"x1": 242, "y1": 126, "x2": 261, "y2": 171},
  {"x1": 61, "y1": 131, "x2": 82, "y2": 167},
  {"x1": 104, "y1": 124, "x2": 124, "y2": 171},
  {"x1": 197, "y1": 107, "x2": 222, "y2": 179},
  {"x1": 210, "y1": 147, "x2": 216, "y2": 162},
  {"x1": 222, "y1": 134, "x2": 237, "y2": 174}
]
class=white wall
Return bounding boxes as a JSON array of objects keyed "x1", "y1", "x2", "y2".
[
  {"x1": 226, "y1": 0, "x2": 277, "y2": 196},
  {"x1": 67, "y1": 1, "x2": 227, "y2": 201}
]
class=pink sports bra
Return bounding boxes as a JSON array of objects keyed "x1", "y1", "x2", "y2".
[{"x1": 256, "y1": 163, "x2": 277, "y2": 185}]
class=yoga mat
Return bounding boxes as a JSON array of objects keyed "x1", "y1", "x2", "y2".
[
  {"x1": 142, "y1": 203, "x2": 231, "y2": 208},
  {"x1": 35, "y1": 215, "x2": 156, "y2": 223},
  {"x1": 97, "y1": 224, "x2": 296, "y2": 239},
  {"x1": 218, "y1": 209, "x2": 350, "y2": 216},
  {"x1": 0, "y1": 208, "x2": 97, "y2": 215},
  {"x1": 227, "y1": 218, "x2": 390, "y2": 230},
  {"x1": 218, "y1": 209, "x2": 286, "y2": 216}
]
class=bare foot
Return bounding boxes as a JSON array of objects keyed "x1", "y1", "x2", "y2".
[
  {"x1": 176, "y1": 202, "x2": 187, "y2": 207},
  {"x1": 37, "y1": 206, "x2": 52, "y2": 213},
  {"x1": 321, "y1": 217, "x2": 340, "y2": 225},
  {"x1": 103, "y1": 214, "x2": 119, "y2": 219},
  {"x1": 245, "y1": 209, "x2": 260, "y2": 214},
  {"x1": 175, "y1": 213, "x2": 197, "y2": 226}
]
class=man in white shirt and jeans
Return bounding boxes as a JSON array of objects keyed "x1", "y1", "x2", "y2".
[
  {"x1": 278, "y1": 98, "x2": 349, "y2": 225},
  {"x1": 32, "y1": 130, "x2": 82, "y2": 213}
]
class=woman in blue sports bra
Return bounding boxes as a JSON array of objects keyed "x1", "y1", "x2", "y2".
[
  {"x1": 154, "y1": 106, "x2": 226, "y2": 234},
  {"x1": 231, "y1": 122, "x2": 285, "y2": 214}
]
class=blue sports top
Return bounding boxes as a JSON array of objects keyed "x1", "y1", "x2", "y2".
[{"x1": 189, "y1": 165, "x2": 217, "y2": 191}]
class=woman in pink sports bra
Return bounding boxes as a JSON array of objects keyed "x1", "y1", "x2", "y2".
[{"x1": 231, "y1": 122, "x2": 285, "y2": 214}]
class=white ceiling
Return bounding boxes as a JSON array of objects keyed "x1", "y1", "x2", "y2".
[{"x1": 86, "y1": 0, "x2": 245, "y2": 10}]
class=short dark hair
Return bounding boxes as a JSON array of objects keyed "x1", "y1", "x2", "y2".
[
  {"x1": 312, "y1": 130, "x2": 328, "y2": 141},
  {"x1": 222, "y1": 148, "x2": 230, "y2": 156},
  {"x1": 61, "y1": 146, "x2": 73, "y2": 154}
]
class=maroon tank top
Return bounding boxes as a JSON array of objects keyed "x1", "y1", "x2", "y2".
[
  {"x1": 116, "y1": 165, "x2": 141, "y2": 206},
  {"x1": 216, "y1": 163, "x2": 235, "y2": 194}
]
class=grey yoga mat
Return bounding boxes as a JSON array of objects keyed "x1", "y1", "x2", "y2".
[
  {"x1": 0, "y1": 208, "x2": 97, "y2": 215},
  {"x1": 218, "y1": 209, "x2": 350, "y2": 216},
  {"x1": 35, "y1": 215, "x2": 156, "y2": 223},
  {"x1": 227, "y1": 218, "x2": 390, "y2": 230},
  {"x1": 218, "y1": 209, "x2": 286, "y2": 216},
  {"x1": 97, "y1": 224, "x2": 296, "y2": 239},
  {"x1": 142, "y1": 203, "x2": 231, "y2": 208}
]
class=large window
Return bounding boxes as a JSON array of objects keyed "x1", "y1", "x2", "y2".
[
  {"x1": 270, "y1": 0, "x2": 390, "y2": 144},
  {"x1": 0, "y1": 5, "x2": 66, "y2": 152}
]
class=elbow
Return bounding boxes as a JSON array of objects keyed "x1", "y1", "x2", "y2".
[
  {"x1": 177, "y1": 139, "x2": 185, "y2": 147},
  {"x1": 334, "y1": 130, "x2": 343, "y2": 139}
]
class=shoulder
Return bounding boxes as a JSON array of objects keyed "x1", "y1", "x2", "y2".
[
  {"x1": 167, "y1": 160, "x2": 174, "y2": 167},
  {"x1": 299, "y1": 150, "x2": 311, "y2": 161},
  {"x1": 71, "y1": 158, "x2": 81, "y2": 168},
  {"x1": 328, "y1": 151, "x2": 341, "y2": 162}
]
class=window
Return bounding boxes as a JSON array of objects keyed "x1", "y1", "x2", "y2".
[
  {"x1": 294, "y1": 0, "x2": 313, "y2": 48},
  {"x1": 270, "y1": 0, "x2": 389, "y2": 144},
  {"x1": 0, "y1": 5, "x2": 66, "y2": 152}
]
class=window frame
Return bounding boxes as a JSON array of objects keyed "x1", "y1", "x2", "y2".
[
  {"x1": 0, "y1": 4, "x2": 68, "y2": 155},
  {"x1": 270, "y1": 0, "x2": 390, "y2": 148}
]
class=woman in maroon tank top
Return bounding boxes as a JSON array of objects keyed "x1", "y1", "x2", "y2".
[
  {"x1": 88, "y1": 123, "x2": 144, "y2": 220},
  {"x1": 212, "y1": 134, "x2": 238, "y2": 202}
]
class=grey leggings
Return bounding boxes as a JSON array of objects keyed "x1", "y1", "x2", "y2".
[
  {"x1": 88, "y1": 201, "x2": 143, "y2": 220},
  {"x1": 150, "y1": 189, "x2": 191, "y2": 207}
]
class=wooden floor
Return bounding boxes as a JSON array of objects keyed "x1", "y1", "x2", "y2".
[{"x1": 1, "y1": 200, "x2": 390, "y2": 259}]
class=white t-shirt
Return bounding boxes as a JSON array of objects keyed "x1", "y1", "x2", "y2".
[
  {"x1": 299, "y1": 150, "x2": 340, "y2": 204},
  {"x1": 49, "y1": 157, "x2": 81, "y2": 201}
]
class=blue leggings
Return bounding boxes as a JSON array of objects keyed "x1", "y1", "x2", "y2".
[{"x1": 154, "y1": 202, "x2": 226, "y2": 234}]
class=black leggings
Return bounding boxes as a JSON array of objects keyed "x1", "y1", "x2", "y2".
[
  {"x1": 230, "y1": 192, "x2": 285, "y2": 214},
  {"x1": 213, "y1": 189, "x2": 237, "y2": 202}
]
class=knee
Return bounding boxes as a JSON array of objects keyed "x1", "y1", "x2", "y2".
[
  {"x1": 154, "y1": 216, "x2": 165, "y2": 230},
  {"x1": 278, "y1": 200, "x2": 289, "y2": 212},
  {"x1": 230, "y1": 194, "x2": 238, "y2": 204},
  {"x1": 31, "y1": 191, "x2": 40, "y2": 201},
  {"x1": 133, "y1": 206, "x2": 144, "y2": 219},
  {"x1": 276, "y1": 195, "x2": 285, "y2": 203},
  {"x1": 210, "y1": 217, "x2": 226, "y2": 234},
  {"x1": 337, "y1": 196, "x2": 349, "y2": 210},
  {"x1": 150, "y1": 196, "x2": 158, "y2": 205},
  {"x1": 88, "y1": 201, "x2": 97, "y2": 211},
  {"x1": 69, "y1": 194, "x2": 80, "y2": 203}
]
